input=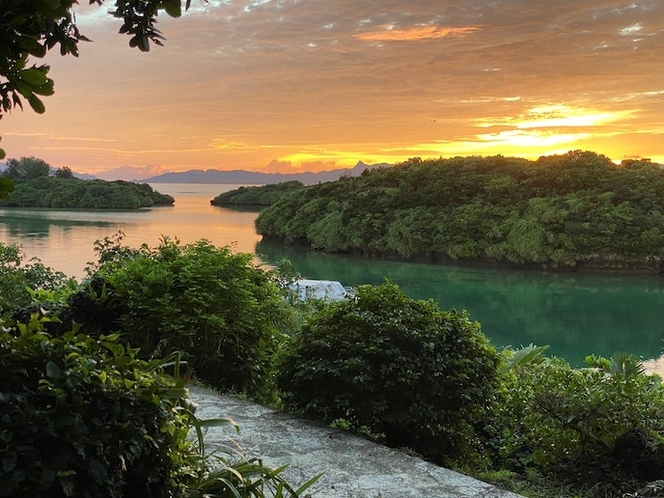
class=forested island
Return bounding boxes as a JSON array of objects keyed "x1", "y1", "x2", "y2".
[
  {"x1": 211, "y1": 180, "x2": 305, "y2": 207},
  {"x1": 254, "y1": 150, "x2": 664, "y2": 272},
  {"x1": 0, "y1": 157, "x2": 174, "y2": 209}
]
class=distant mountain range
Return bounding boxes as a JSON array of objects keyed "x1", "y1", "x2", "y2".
[{"x1": 139, "y1": 161, "x2": 392, "y2": 186}]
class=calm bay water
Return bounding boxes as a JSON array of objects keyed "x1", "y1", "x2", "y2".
[
  {"x1": 2, "y1": 183, "x2": 664, "y2": 370},
  {"x1": 0, "y1": 183, "x2": 263, "y2": 279}
]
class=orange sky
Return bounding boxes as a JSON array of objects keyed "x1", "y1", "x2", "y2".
[{"x1": 2, "y1": 0, "x2": 663, "y2": 179}]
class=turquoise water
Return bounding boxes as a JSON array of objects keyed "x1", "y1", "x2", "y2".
[{"x1": 256, "y1": 240, "x2": 664, "y2": 368}]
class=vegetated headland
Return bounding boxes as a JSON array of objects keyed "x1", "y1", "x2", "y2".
[
  {"x1": 240, "y1": 150, "x2": 664, "y2": 273},
  {"x1": 0, "y1": 156, "x2": 174, "y2": 209},
  {"x1": 0, "y1": 177, "x2": 174, "y2": 209}
]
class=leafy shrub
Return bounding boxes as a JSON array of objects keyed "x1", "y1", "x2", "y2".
[
  {"x1": 0, "y1": 316, "x2": 320, "y2": 498},
  {"x1": 483, "y1": 351, "x2": 664, "y2": 495},
  {"x1": 92, "y1": 235, "x2": 290, "y2": 397},
  {"x1": 0, "y1": 318, "x2": 193, "y2": 497},
  {"x1": 0, "y1": 242, "x2": 72, "y2": 316},
  {"x1": 11, "y1": 276, "x2": 125, "y2": 339},
  {"x1": 277, "y1": 281, "x2": 500, "y2": 464}
]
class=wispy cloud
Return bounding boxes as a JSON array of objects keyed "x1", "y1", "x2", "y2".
[
  {"x1": 475, "y1": 105, "x2": 636, "y2": 129},
  {"x1": 355, "y1": 25, "x2": 480, "y2": 42},
  {"x1": 3, "y1": 0, "x2": 663, "y2": 174}
]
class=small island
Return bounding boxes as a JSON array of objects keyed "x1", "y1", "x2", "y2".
[
  {"x1": 0, "y1": 157, "x2": 174, "y2": 209},
  {"x1": 210, "y1": 180, "x2": 305, "y2": 207},
  {"x1": 252, "y1": 150, "x2": 664, "y2": 272}
]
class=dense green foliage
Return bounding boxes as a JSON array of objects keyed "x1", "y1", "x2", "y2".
[
  {"x1": 3, "y1": 156, "x2": 51, "y2": 180},
  {"x1": 256, "y1": 151, "x2": 664, "y2": 271},
  {"x1": 0, "y1": 242, "x2": 72, "y2": 316},
  {"x1": 277, "y1": 281, "x2": 500, "y2": 465},
  {"x1": 481, "y1": 350, "x2": 664, "y2": 496},
  {"x1": 90, "y1": 235, "x2": 289, "y2": 397},
  {"x1": 0, "y1": 0, "x2": 195, "y2": 158},
  {"x1": 6, "y1": 229, "x2": 664, "y2": 496},
  {"x1": 211, "y1": 181, "x2": 305, "y2": 207},
  {"x1": 0, "y1": 321, "x2": 193, "y2": 497},
  {"x1": 0, "y1": 316, "x2": 318, "y2": 498},
  {"x1": 0, "y1": 176, "x2": 13, "y2": 198},
  {"x1": 0, "y1": 176, "x2": 174, "y2": 208}
]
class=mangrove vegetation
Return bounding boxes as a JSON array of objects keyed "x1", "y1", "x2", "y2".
[
  {"x1": 211, "y1": 181, "x2": 305, "y2": 207},
  {"x1": 254, "y1": 150, "x2": 664, "y2": 271},
  {"x1": 0, "y1": 156, "x2": 174, "y2": 209}
]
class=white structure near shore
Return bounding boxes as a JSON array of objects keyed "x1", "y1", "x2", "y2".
[{"x1": 287, "y1": 279, "x2": 349, "y2": 301}]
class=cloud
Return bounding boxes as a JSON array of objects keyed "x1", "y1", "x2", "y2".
[
  {"x1": 474, "y1": 104, "x2": 637, "y2": 129},
  {"x1": 210, "y1": 138, "x2": 285, "y2": 152},
  {"x1": 354, "y1": 25, "x2": 480, "y2": 42},
  {"x1": 94, "y1": 164, "x2": 165, "y2": 181},
  {"x1": 4, "y1": 0, "x2": 663, "y2": 174},
  {"x1": 300, "y1": 160, "x2": 339, "y2": 172},
  {"x1": 474, "y1": 130, "x2": 594, "y2": 148},
  {"x1": 260, "y1": 159, "x2": 294, "y2": 173}
]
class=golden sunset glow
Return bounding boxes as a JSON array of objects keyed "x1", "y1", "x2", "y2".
[
  {"x1": 1, "y1": 0, "x2": 663, "y2": 179},
  {"x1": 354, "y1": 25, "x2": 480, "y2": 42}
]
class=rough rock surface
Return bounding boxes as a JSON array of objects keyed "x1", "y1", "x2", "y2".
[{"x1": 191, "y1": 385, "x2": 523, "y2": 498}]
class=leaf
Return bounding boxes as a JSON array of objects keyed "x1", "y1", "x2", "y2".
[
  {"x1": 196, "y1": 417, "x2": 239, "y2": 432},
  {"x1": 33, "y1": 79, "x2": 55, "y2": 97},
  {"x1": 46, "y1": 361, "x2": 62, "y2": 379},
  {"x1": 28, "y1": 94, "x2": 46, "y2": 114},
  {"x1": 501, "y1": 344, "x2": 549, "y2": 373},
  {"x1": 19, "y1": 68, "x2": 48, "y2": 86},
  {"x1": 138, "y1": 35, "x2": 150, "y2": 52},
  {"x1": 27, "y1": 43, "x2": 47, "y2": 58},
  {"x1": 162, "y1": 0, "x2": 182, "y2": 18},
  {"x1": 294, "y1": 472, "x2": 324, "y2": 495},
  {"x1": 12, "y1": 91, "x2": 23, "y2": 110}
]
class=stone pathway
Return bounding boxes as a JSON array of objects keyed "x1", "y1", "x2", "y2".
[{"x1": 190, "y1": 386, "x2": 523, "y2": 498}]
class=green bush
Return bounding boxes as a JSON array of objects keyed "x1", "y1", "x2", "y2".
[
  {"x1": 277, "y1": 281, "x2": 500, "y2": 464},
  {"x1": 0, "y1": 242, "x2": 72, "y2": 317},
  {"x1": 0, "y1": 316, "x2": 320, "y2": 498},
  {"x1": 484, "y1": 351, "x2": 664, "y2": 495},
  {"x1": 92, "y1": 235, "x2": 290, "y2": 397},
  {"x1": 0, "y1": 319, "x2": 194, "y2": 497}
]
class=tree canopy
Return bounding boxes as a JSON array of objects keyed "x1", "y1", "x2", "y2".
[
  {"x1": 211, "y1": 181, "x2": 305, "y2": 207},
  {"x1": 0, "y1": 0, "x2": 195, "y2": 160},
  {"x1": 0, "y1": 156, "x2": 174, "y2": 208},
  {"x1": 255, "y1": 151, "x2": 664, "y2": 272},
  {"x1": 0, "y1": 176, "x2": 174, "y2": 209},
  {"x1": 4, "y1": 156, "x2": 51, "y2": 180}
]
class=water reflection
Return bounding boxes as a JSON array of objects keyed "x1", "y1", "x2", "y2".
[
  {"x1": 0, "y1": 208, "x2": 124, "y2": 237},
  {"x1": 256, "y1": 240, "x2": 664, "y2": 368},
  {"x1": 0, "y1": 183, "x2": 262, "y2": 279}
]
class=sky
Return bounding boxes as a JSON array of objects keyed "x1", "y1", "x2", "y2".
[{"x1": 1, "y1": 0, "x2": 663, "y2": 179}]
